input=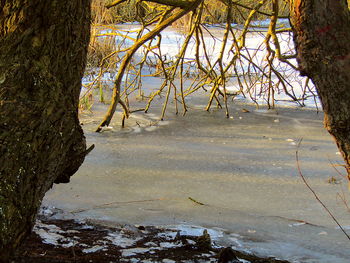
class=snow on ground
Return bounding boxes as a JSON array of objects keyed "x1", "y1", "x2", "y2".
[
  {"x1": 34, "y1": 220, "x2": 76, "y2": 247},
  {"x1": 32, "y1": 215, "x2": 261, "y2": 262},
  {"x1": 106, "y1": 231, "x2": 142, "y2": 248}
]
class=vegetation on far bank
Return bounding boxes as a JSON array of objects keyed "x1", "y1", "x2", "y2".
[{"x1": 91, "y1": 0, "x2": 290, "y2": 25}]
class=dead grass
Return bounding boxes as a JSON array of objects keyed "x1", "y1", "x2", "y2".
[
  {"x1": 87, "y1": 30, "x2": 117, "y2": 68},
  {"x1": 91, "y1": 0, "x2": 141, "y2": 24}
]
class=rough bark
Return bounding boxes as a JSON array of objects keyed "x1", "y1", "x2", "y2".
[
  {"x1": 289, "y1": 0, "x2": 350, "y2": 174},
  {"x1": 0, "y1": 0, "x2": 91, "y2": 261}
]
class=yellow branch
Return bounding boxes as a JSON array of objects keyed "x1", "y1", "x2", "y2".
[{"x1": 96, "y1": 0, "x2": 204, "y2": 131}]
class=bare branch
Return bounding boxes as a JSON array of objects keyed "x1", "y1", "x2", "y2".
[
  {"x1": 140, "y1": 0, "x2": 192, "y2": 9},
  {"x1": 296, "y1": 140, "x2": 350, "y2": 241},
  {"x1": 96, "y1": 0, "x2": 204, "y2": 131},
  {"x1": 106, "y1": 0, "x2": 128, "y2": 9}
]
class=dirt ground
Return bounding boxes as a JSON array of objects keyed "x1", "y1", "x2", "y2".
[{"x1": 12, "y1": 216, "x2": 290, "y2": 263}]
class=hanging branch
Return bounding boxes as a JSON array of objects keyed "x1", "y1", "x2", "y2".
[
  {"x1": 96, "y1": 0, "x2": 204, "y2": 132},
  {"x1": 85, "y1": 0, "x2": 318, "y2": 129},
  {"x1": 158, "y1": 7, "x2": 202, "y2": 118}
]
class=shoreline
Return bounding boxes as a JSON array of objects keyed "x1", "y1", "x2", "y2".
[{"x1": 13, "y1": 211, "x2": 291, "y2": 263}]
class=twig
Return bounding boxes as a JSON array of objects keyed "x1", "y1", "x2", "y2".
[
  {"x1": 188, "y1": 197, "x2": 206, "y2": 206},
  {"x1": 296, "y1": 139, "x2": 350, "y2": 241},
  {"x1": 337, "y1": 191, "x2": 350, "y2": 213}
]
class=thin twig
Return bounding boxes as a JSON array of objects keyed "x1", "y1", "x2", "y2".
[{"x1": 296, "y1": 139, "x2": 350, "y2": 241}]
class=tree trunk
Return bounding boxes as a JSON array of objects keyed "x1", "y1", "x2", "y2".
[
  {"x1": 289, "y1": 0, "x2": 350, "y2": 174},
  {"x1": 0, "y1": 0, "x2": 91, "y2": 261}
]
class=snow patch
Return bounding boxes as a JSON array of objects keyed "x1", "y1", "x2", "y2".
[
  {"x1": 121, "y1": 247, "x2": 150, "y2": 257},
  {"x1": 34, "y1": 228, "x2": 65, "y2": 246},
  {"x1": 33, "y1": 220, "x2": 76, "y2": 247},
  {"x1": 106, "y1": 232, "x2": 141, "y2": 248},
  {"x1": 157, "y1": 231, "x2": 177, "y2": 240},
  {"x1": 159, "y1": 242, "x2": 181, "y2": 248},
  {"x1": 82, "y1": 245, "x2": 106, "y2": 253}
]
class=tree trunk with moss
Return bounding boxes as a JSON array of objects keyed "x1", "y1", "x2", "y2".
[
  {"x1": 0, "y1": 0, "x2": 91, "y2": 261},
  {"x1": 289, "y1": 0, "x2": 350, "y2": 174}
]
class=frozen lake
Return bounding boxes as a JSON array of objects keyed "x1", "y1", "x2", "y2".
[
  {"x1": 44, "y1": 24, "x2": 349, "y2": 262},
  {"x1": 43, "y1": 94, "x2": 350, "y2": 263}
]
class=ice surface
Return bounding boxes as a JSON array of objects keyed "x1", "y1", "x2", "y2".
[
  {"x1": 44, "y1": 101, "x2": 350, "y2": 262},
  {"x1": 43, "y1": 24, "x2": 350, "y2": 263}
]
